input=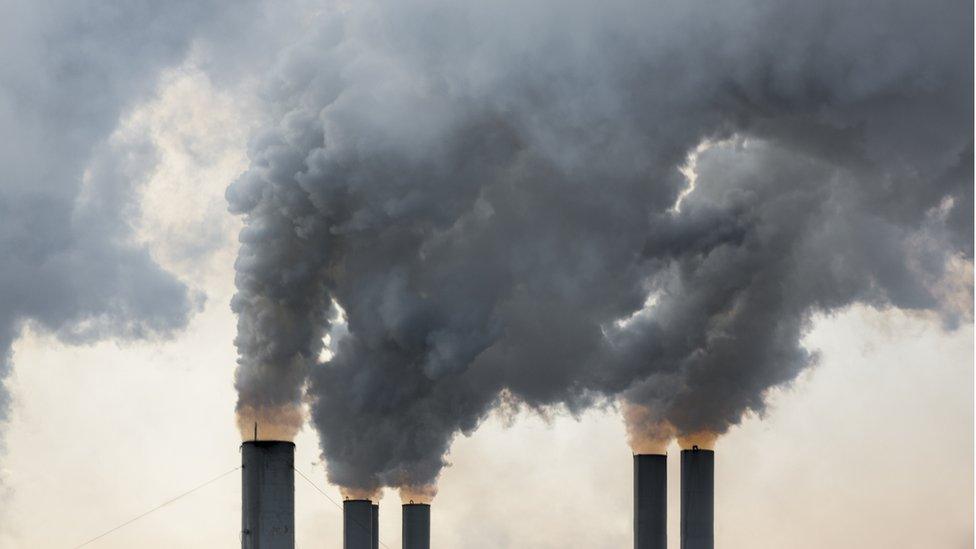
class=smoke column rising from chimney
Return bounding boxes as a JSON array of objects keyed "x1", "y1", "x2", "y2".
[{"x1": 227, "y1": 0, "x2": 972, "y2": 496}]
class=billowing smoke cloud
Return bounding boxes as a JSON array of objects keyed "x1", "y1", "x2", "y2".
[
  {"x1": 0, "y1": 0, "x2": 262, "y2": 459},
  {"x1": 228, "y1": 0, "x2": 972, "y2": 494}
]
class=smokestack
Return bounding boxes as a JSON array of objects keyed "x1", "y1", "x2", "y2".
[
  {"x1": 344, "y1": 499, "x2": 374, "y2": 549},
  {"x1": 371, "y1": 503, "x2": 379, "y2": 549},
  {"x1": 680, "y1": 447, "x2": 714, "y2": 549},
  {"x1": 241, "y1": 441, "x2": 295, "y2": 549},
  {"x1": 402, "y1": 503, "x2": 431, "y2": 549},
  {"x1": 633, "y1": 454, "x2": 667, "y2": 549}
]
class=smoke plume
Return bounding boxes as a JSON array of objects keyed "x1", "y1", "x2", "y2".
[
  {"x1": 228, "y1": 0, "x2": 972, "y2": 494},
  {"x1": 0, "y1": 0, "x2": 256, "y2": 462}
]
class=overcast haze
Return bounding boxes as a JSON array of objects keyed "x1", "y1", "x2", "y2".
[{"x1": 0, "y1": 1, "x2": 971, "y2": 547}]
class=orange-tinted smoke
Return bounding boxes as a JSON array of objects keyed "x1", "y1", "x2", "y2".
[
  {"x1": 623, "y1": 401, "x2": 675, "y2": 454},
  {"x1": 677, "y1": 430, "x2": 718, "y2": 450},
  {"x1": 399, "y1": 484, "x2": 437, "y2": 504},
  {"x1": 341, "y1": 486, "x2": 382, "y2": 501},
  {"x1": 236, "y1": 403, "x2": 305, "y2": 441}
]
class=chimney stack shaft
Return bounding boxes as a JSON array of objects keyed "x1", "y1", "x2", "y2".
[
  {"x1": 241, "y1": 441, "x2": 296, "y2": 549},
  {"x1": 402, "y1": 503, "x2": 431, "y2": 549},
  {"x1": 344, "y1": 500, "x2": 374, "y2": 549},
  {"x1": 680, "y1": 448, "x2": 714, "y2": 549},
  {"x1": 371, "y1": 503, "x2": 379, "y2": 549},
  {"x1": 633, "y1": 454, "x2": 667, "y2": 549}
]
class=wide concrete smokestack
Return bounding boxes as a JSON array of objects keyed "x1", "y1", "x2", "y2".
[
  {"x1": 402, "y1": 503, "x2": 431, "y2": 549},
  {"x1": 371, "y1": 503, "x2": 379, "y2": 549},
  {"x1": 633, "y1": 454, "x2": 667, "y2": 549},
  {"x1": 680, "y1": 447, "x2": 714, "y2": 549},
  {"x1": 344, "y1": 499, "x2": 374, "y2": 549},
  {"x1": 241, "y1": 441, "x2": 295, "y2": 549}
]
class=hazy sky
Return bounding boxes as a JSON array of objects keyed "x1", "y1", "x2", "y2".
[{"x1": 0, "y1": 1, "x2": 971, "y2": 548}]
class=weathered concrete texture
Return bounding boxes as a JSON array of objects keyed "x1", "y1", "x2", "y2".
[
  {"x1": 242, "y1": 441, "x2": 295, "y2": 549},
  {"x1": 371, "y1": 503, "x2": 379, "y2": 549},
  {"x1": 634, "y1": 454, "x2": 667, "y2": 549},
  {"x1": 344, "y1": 499, "x2": 374, "y2": 549},
  {"x1": 680, "y1": 448, "x2": 714, "y2": 549},
  {"x1": 402, "y1": 503, "x2": 431, "y2": 549}
]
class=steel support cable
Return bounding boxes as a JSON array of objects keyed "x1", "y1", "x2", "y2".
[
  {"x1": 70, "y1": 465, "x2": 241, "y2": 548},
  {"x1": 293, "y1": 466, "x2": 391, "y2": 549}
]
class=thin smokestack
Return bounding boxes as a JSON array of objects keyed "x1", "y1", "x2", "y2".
[
  {"x1": 634, "y1": 454, "x2": 667, "y2": 549},
  {"x1": 680, "y1": 447, "x2": 714, "y2": 549},
  {"x1": 241, "y1": 441, "x2": 295, "y2": 549},
  {"x1": 371, "y1": 503, "x2": 379, "y2": 549},
  {"x1": 402, "y1": 503, "x2": 431, "y2": 549},
  {"x1": 344, "y1": 499, "x2": 374, "y2": 549}
]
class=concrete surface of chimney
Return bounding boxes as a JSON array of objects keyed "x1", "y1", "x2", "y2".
[
  {"x1": 634, "y1": 454, "x2": 667, "y2": 549},
  {"x1": 680, "y1": 447, "x2": 714, "y2": 549},
  {"x1": 371, "y1": 503, "x2": 379, "y2": 549},
  {"x1": 344, "y1": 499, "x2": 374, "y2": 549},
  {"x1": 241, "y1": 441, "x2": 295, "y2": 549},
  {"x1": 402, "y1": 503, "x2": 431, "y2": 549}
]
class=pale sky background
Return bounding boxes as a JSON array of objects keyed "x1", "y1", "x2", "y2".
[{"x1": 0, "y1": 64, "x2": 971, "y2": 549}]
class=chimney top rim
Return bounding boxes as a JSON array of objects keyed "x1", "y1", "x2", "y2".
[{"x1": 241, "y1": 440, "x2": 296, "y2": 447}]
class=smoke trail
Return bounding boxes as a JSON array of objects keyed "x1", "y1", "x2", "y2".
[
  {"x1": 228, "y1": 0, "x2": 972, "y2": 493},
  {"x1": 0, "y1": 0, "x2": 257, "y2": 466},
  {"x1": 0, "y1": 3, "x2": 314, "y2": 501}
]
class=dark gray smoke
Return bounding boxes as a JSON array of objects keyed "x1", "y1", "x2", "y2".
[
  {"x1": 227, "y1": 0, "x2": 972, "y2": 493},
  {"x1": 0, "y1": 0, "x2": 250, "y2": 459}
]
